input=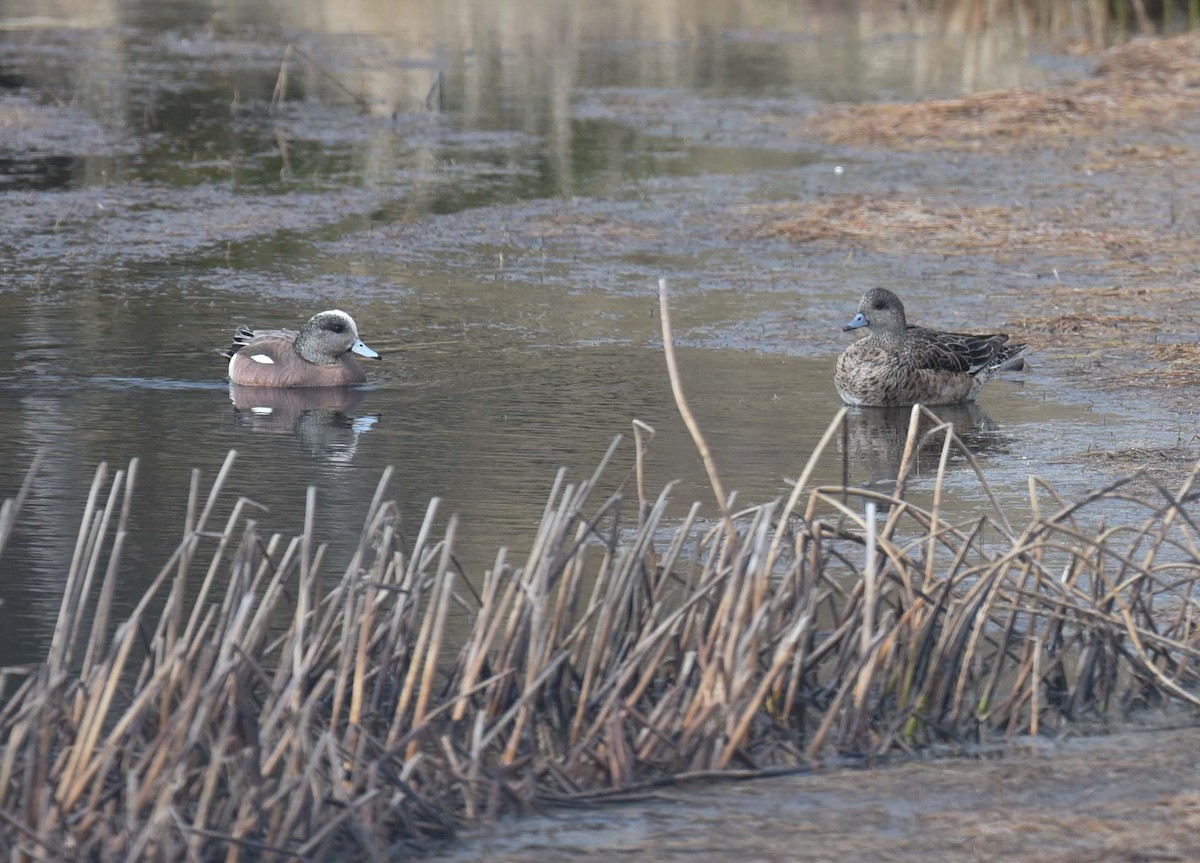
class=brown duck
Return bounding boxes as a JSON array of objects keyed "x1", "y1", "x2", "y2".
[
  {"x1": 222, "y1": 310, "x2": 380, "y2": 387},
  {"x1": 835, "y1": 288, "x2": 1026, "y2": 407}
]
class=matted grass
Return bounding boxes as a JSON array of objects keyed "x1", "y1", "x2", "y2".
[
  {"x1": 804, "y1": 30, "x2": 1200, "y2": 152},
  {"x1": 2, "y1": 402, "x2": 1200, "y2": 860},
  {"x1": 741, "y1": 195, "x2": 1171, "y2": 265}
]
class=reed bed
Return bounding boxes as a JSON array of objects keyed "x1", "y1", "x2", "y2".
[{"x1": 1, "y1": 403, "x2": 1199, "y2": 861}]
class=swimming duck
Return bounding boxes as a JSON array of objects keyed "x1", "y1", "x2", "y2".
[
  {"x1": 222, "y1": 309, "x2": 380, "y2": 387},
  {"x1": 835, "y1": 288, "x2": 1026, "y2": 406}
]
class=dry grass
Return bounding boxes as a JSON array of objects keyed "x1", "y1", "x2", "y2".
[
  {"x1": 742, "y1": 195, "x2": 1170, "y2": 263},
  {"x1": 1003, "y1": 312, "x2": 1165, "y2": 355},
  {"x1": 1052, "y1": 445, "x2": 1200, "y2": 489},
  {"x1": 1095, "y1": 341, "x2": 1200, "y2": 389},
  {"x1": 1, "y1": 401, "x2": 1200, "y2": 860},
  {"x1": 805, "y1": 30, "x2": 1200, "y2": 151},
  {"x1": 812, "y1": 90, "x2": 1099, "y2": 151},
  {"x1": 1152, "y1": 341, "x2": 1200, "y2": 367},
  {"x1": 1079, "y1": 142, "x2": 1195, "y2": 173},
  {"x1": 1010, "y1": 312, "x2": 1159, "y2": 335},
  {"x1": 746, "y1": 198, "x2": 1019, "y2": 251}
]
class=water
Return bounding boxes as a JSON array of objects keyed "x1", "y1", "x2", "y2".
[{"x1": 0, "y1": 1, "x2": 1163, "y2": 671}]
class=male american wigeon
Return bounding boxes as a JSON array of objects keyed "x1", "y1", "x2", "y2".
[
  {"x1": 835, "y1": 288, "x2": 1026, "y2": 407},
  {"x1": 222, "y1": 309, "x2": 380, "y2": 387}
]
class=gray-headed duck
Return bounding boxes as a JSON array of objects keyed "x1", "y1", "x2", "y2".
[{"x1": 222, "y1": 309, "x2": 380, "y2": 387}]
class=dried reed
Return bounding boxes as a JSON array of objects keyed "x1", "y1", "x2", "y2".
[{"x1": 0, "y1": 397, "x2": 1198, "y2": 860}]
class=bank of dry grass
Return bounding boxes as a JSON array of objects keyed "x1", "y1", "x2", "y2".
[
  {"x1": 806, "y1": 30, "x2": 1200, "y2": 151},
  {"x1": 742, "y1": 196, "x2": 1173, "y2": 266},
  {"x1": 2, "y1": 403, "x2": 1200, "y2": 860}
]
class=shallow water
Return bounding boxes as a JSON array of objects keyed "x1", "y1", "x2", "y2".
[{"x1": 0, "y1": 3, "x2": 1176, "y2": 683}]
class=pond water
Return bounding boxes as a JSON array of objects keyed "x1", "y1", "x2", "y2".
[{"x1": 0, "y1": 1, "x2": 1174, "y2": 677}]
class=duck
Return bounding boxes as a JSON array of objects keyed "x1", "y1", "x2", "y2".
[
  {"x1": 222, "y1": 309, "x2": 380, "y2": 387},
  {"x1": 834, "y1": 288, "x2": 1026, "y2": 407}
]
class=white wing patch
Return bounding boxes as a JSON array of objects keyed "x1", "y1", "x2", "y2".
[{"x1": 249, "y1": 354, "x2": 275, "y2": 365}]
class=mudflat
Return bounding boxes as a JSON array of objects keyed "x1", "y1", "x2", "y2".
[{"x1": 442, "y1": 726, "x2": 1200, "y2": 862}]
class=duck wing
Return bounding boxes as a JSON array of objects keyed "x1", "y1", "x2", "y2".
[
  {"x1": 220, "y1": 325, "x2": 298, "y2": 359},
  {"x1": 906, "y1": 326, "x2": 1026, "y2": 376}
]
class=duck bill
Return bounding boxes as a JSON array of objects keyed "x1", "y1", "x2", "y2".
[
  {"x1": 842, "y1": 312, "x2": 869, "y2": 332},
  {"x1": 351, "y1": 339, "x2": 381, "y2": 360}
]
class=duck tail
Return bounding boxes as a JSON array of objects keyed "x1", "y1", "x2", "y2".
[
  {"x1": 993, "y1": 340, "x2": 1028, "y2": 372},
  {"x1": 219, "y1": 324, "x2": 256, "y2": 359}
]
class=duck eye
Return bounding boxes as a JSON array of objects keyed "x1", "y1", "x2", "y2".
[
  {"x1": 872, "y1": 301, "x2": 886, "y2": 311},
  {"x1": 330, "y1": 322, "x2": 345, "y2": 333}
]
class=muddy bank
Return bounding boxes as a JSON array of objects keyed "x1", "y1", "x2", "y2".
[
  {"x1": 804, "y1": 31, "x2": 1200, "y2": 151},
  {"x1": 439, "y1": 726, "x2": 1200, "y2": 863}
]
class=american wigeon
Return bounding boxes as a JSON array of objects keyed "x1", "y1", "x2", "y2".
[
  {"x1": 222, "y1": 309, "x2": 380, "y2": 387},
  {"x1": 835, "y1": 288, "x2": 1026, "y2": 407}
]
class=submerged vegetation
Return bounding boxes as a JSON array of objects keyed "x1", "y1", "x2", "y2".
[{"x1": 1, "y1": 401, "x2": 1200, "y2": 860}]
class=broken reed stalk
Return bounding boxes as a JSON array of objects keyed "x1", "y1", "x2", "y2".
[
  {"x1": 2, "y1": 408, "x2": 1200, "y2": 859},
  {"x1": 657, "y1": 277, "x2": 734, "y2": 543},
  {"x1": 270, "y1": 43, "x2": 292, "y2": 113}
]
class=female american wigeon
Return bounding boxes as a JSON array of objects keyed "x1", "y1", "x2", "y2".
[
  {"x1": 222, "y1": 309, "x2": 380, "y2": 387},
  {"x1": 835, "y1": 288, "x2": 1026, "y2": 407}
]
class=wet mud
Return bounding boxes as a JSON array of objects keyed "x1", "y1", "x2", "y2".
[{"x1": 439, "y1": 726, "x2": 1200, "y2": 863}]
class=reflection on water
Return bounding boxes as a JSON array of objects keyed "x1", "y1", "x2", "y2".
[
  {"x1": 840, "y1": 402, "x2": 1010, "y2": 486},
  {"x1": 229, "y1": 384, "x2": 380, "y2": 462},
  {"x1": 0, "y1": 0, "x2": 1089, "y2": 197}
]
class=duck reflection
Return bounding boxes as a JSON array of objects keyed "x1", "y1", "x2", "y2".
[
  {"x1": 840, "y1": 403, "x2": 1011, "y2": 487},
  {"x1": 229, "y1": 385, "x2": 379, "y2": 462}
]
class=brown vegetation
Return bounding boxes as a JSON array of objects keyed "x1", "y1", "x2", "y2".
[
  {"x1": 742, "y1": 195, "x2": 1169, "y2": 264},
  {"x1": 805, "y1": 30, "x2": 1200, "y2": 151},
  {"x1": 2, "y1": 402, "x2": 1200, "y2": 860}
]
